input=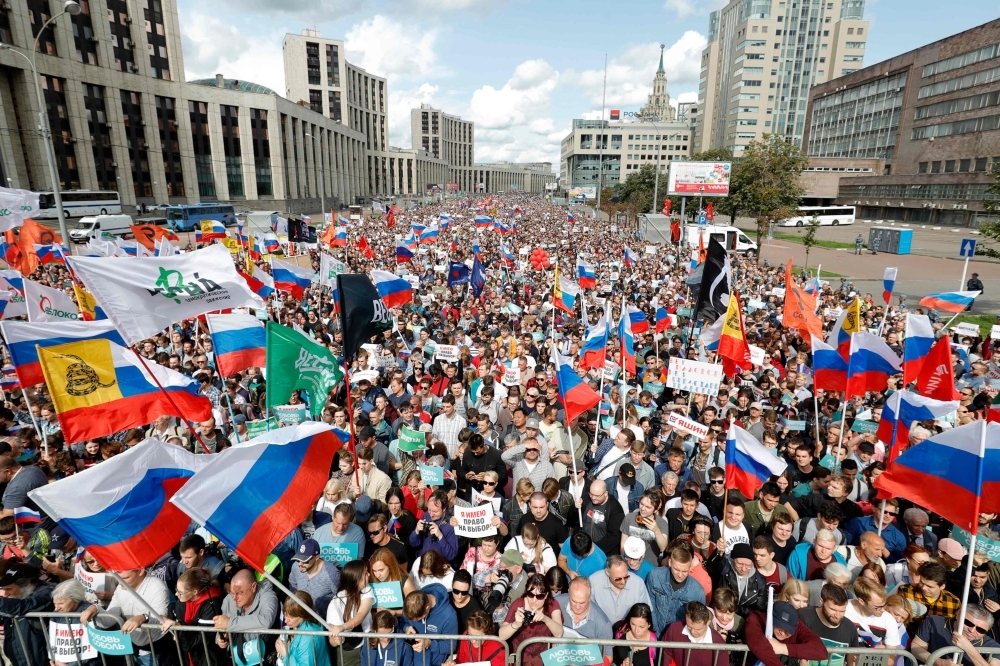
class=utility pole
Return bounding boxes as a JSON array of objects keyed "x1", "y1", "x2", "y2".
[{"x1": 595, "y1": 53, "x2": 607, "y2": 222}]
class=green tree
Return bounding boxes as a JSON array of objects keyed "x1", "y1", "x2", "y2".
[
  {"x1": 727, "y1": 135, "x2": 809, "y2": 260},
  {"x1": 801, "y1": 215, "x2": 821, "y2": 270},
  {"x1": 689, "y1": 148, "x2": 736, "y2": 224},
  {"x1": 978, "y1": 169, "x2": 1000, "y2": 257},
  {"x1": 618, "y1": 163, "x2": 659, "y2": 215}
]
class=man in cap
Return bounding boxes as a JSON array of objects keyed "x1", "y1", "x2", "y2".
[
  {"x1": 746, "y1": 402, "x2": 766, "y2": 442},
  {"x1": 228, "y1": 414, "x2": 248, "y2": 446},
  {"x1": 936, "y1": 538, "x2": 967, "y2": 572},
  {"x1": 967, "y1": 272, "x2": 984, "y2": 310},
  {"x1": 502, "y1": 436, "x2": 554, "y2": 488},
  {"x1": 607, "y1": 463, "x2": 644, "y2": 516},
  {"x1": 474, "y1": 549, "x2": 528, "y2": 624},
  {"x1": 0, "y1": 562, "x2": 54, "y2": 666},
  {"x1": 288, "y1": 538, "x2": 341, "y2": 615},
  {"x1": 714, "y1": 542, "x2": 768, "y2": 617},
  {"x1": 745, "y1": 600, "x2": 828, "y2": 666},
  {"x1": 622, "y1": 536, "x2": 653, "y2": 581}
]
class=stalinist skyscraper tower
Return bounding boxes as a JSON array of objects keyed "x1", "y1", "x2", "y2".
[{"x1": 639, "y1": 44, "x2": 676, "y2": 122}]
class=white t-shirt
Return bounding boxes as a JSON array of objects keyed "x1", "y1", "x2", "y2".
[
  {"x1": 720, "y1": 523, "x2": 750, "y2": 555},
  {"x1": 504, "y1": 536, "x2": 557, "y2": 574},
  {"x1": 596, "y1": 447, "x2": 628, "y2": 481},
  {"x1": 326, "y1": 586, "x2": 375, "y2": 634},
  {"x1": 844, "y1": 600, "x2": 901, "y2": 648},
  {"x1": 615, "y1": 481, "x2": 631, "y2": 515}
]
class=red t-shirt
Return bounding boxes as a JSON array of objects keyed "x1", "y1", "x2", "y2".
[{"x1": 805, "y1": 550, "x2": 830, "y2": 581}]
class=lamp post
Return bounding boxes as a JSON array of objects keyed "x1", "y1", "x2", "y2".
[{"x1": 1, "y1": 1, "x2": 81, "y2": 245}]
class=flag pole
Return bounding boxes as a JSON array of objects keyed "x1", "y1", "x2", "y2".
[
  {"x1": 343, "y1": 362, "x2": 360, "y2": 491},
  {"x1": 953, "y1": 418, "x2": 988, "y2": 664},
  {"x1": 261, "y1": 569, "x2": 332, "y2": 630},
  {"x1": 204, "y1": 317, "x2": 240, "y2": 444},
  {"x1": 109, "y1": 571, "x2": 165, "y2": 622},
  {"x1": 128, "y1": 348, "x2": 212, "y2": 455},
  {"x1": 877, "y1": 394, "x2": 902, "y2": 537}
]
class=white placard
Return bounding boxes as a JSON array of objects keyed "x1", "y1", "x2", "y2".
[
  {"x1": 666, "y1": 412, "x2": 710, "y2": 438},
  {"x1": 953, "y1": 322, "x2": 981, "y2": 338},
  {"x1": 502, "y1": 366, "x2": 521, "y2": 386},
  {"x1": 645, "y1": 245, "x2": 658, "y2": 255},
  {"x1": 453, "y1": 504, "x2": 497, "y2": 538},
  {"x1": 748, "y1": 345, "x2": 766, "y2": 366},
  {"x1": 824, "y1": 307, "x2": 843, "y2": 318},
  {"x1": 48, "y1": 621, "x2": 97, "y2": 661},
  {"x1": 666, "y1": 357, "x2": 724, "y2": 396},
  {"x1": 74, "y1": 563, "x2": 106, "y2": 596},
  {"x1": 602, "y1": 360, "x2": 620, "y2": 382},
  {"x1": 471, "y1": 489, "x2": 502, "y2": 516},
  {"x1": 434, "y1": 264, "x2": 447, "y2": 273},
  {"x1": 435, "y1": 344, "x2": 459, "y2": 362},
  {"x1": 771, "y1": 287, "x2": 786, "y2": 297},
  {"x1": 991, "y1": 324, "x2": 1000, "y2": 340}
]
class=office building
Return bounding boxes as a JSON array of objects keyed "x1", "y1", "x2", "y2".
[
  {"x1": 803, "y1": 18, "x2": 1000, "y2": 226},
  {"x1": 411, "y1": 105, "x2": 474, "y2": 168},
  {"x1": 693, "y1": 0, "x2": 869, "y2": 154},
  {"x1": 0, "y1": 3, "x2": 368, "y2": 214}
]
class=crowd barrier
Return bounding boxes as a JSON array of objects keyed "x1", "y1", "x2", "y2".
[{"x1": 925, "y1": 645, "x2": 1000, "y2": 666}]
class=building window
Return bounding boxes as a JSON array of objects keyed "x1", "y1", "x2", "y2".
[
  {"x1": 959, "y1": 159, "x2": 971, "y2": 172},
  {"x1": 918, "y1": 162, "x2": 928, "y2": 174},
  {"x1": 106, "y1": 0, "x2": 136, "y2": 72},
  {"x1": 70, "y1": 1, "x2": 98, "y2": 65},
  {"x1": 84, "y1": 84, "x2": 116, "y2": 190},
  {"x1": 120, "y1": 89, "x2": 151, "y2": 197},
  {"x1": 144, "y1": 0, "x2": 170, "y2": 79},
  {"x1": 220, "y1": 105, "x2": 244, "y2": 197},
  {"x1": 944, "y1": 160, "x2": 956, "y2": 172},
  {"x1": 326, "y1": 44, "x2": 340, "y2": 87},
  {"x1": 309, "y1": 90, "x2": 322, "y2": 114},
  {"x1": 155, "y1": 96, "x2": 184, "y2": 197},
  {"x1": 931, "y1": 161, "x2": 941, "y2": 173},
  {"x1": 250, "y1": 109, "x2": 272, "y2": 197},
  {"x1": 306, "y1": 42, "x2": 320, "y2": 85},
  {"x1": 328, "y1": 91, "x2": 341, "y2": 122},
  {"x1": 189, "y1": 100, "x2": 216, "y2": 198},
  {"x1": 40, "y1": 76, "x2": 80, "y2": 190},
  {"x1": 28, "y1": 0, "x2": 58, "y2": 54},
  {"x1": 976, "y1": 157, "x2": 989, "y2": 172}
]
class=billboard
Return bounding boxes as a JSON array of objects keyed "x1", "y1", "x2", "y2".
[
  {"x1": 667, "y1": 161, "x2": 732, "y2": 196},
  {"x1": 545, "y1": 182, "x2": 558, "y2": 191},
  {"x1": 568, "y1": 186, "x2": 597, "y2": 200}
]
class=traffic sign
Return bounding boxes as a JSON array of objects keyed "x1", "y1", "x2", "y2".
[
  {"x1": 960, "y1": 238, "x2": 977, "y2": 257},
  {"x1": 698, "y1": 215, "x2": 707, "y2": 225}
]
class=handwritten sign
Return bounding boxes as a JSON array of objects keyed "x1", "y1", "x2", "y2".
[
  {"x1": 49, "y1": 621, "x2": 97, "y2": 661},
  {"x1": 748, "y1": 345, "x2": 766, "y2": 366},
  {"x1": 398, "y1": 425, "x2": 425, "y2": 452},
  {"x1": 375, "y1": 354, "x2": 399, "y2": 369},
  {"x1": 771, "y1": 287, "x2": 786, "y2": 297},
  {"x1": 319, "y1": 542, "x2": 359, "y2": 566},
  {"x1": 602, "y1": 360, "x2": 620, "y2": 382},
  {"x1": 667, "y1": 412, "x2": 709, "y2": 438},
  {"x1": 677, "y1": 306, "x2": 694, "y2": 318},
  {"x1": 951, "y1": 526, "x2": 1000, "y2": 563},
  {"x1": 372, "y1": 581, "x2": 405, "y2": 608},
  {"x1": 541, "y1": 644, "x2": 604, "y2": 666},
  {"x1": 472, "y1": 489, "x2": 502, "y2": 516},
  {"x1": 86, "y1": 625, "x2": 133, "y2": 656},
  {"x1": 453, "y1": 504, "x2": 497, "y2": 538},
  {"x1": 74, "y1": 563, "x2": 106, "y2": 596},
  {"x1": 953, "y1": 322, "x2": 981, "y2": 338},
  {"x1": 991, "y1": 324, "x2": 1000, "y2": 340},
  {"x1": 502, "y1": 366, "x2": 521, "y2": 387},
  {"x1": 666, "y1": 358, "x2": 724, "y2": 396},
  {"x1": 435, "y1": 344, "x2": 459, "y2": 362},
  {"x1": 419, "y1": 464, "x2": 444, "y2": 486}
]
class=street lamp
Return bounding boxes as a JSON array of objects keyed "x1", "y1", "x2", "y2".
[{"x1": 0, "y1": 1, "x2": 81, "y2": 245}]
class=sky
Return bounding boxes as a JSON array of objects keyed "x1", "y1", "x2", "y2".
[{"x1": 175, "y1": 0, "x2": 1000, "y2": 168}]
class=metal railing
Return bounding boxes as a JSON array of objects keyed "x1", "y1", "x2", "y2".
[{"x1": 925, "y1": 644, "x2": 1000, "y2": 666}]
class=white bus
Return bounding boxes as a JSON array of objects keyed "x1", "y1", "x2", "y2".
[
  {"x1": 36, "y1": 190, "x2": 122, "y2": 219},
  {"x1": 779, "y1": 205, "x2": 856, "y2": 227}
]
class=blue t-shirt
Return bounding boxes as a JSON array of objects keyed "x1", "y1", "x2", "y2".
[{"x1": 560, "y1": 538, "x2": 607, "y2": 579}]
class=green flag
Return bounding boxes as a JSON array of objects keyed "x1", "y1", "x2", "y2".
[
  {"x1": 398, "y1": 425, "x2": 425, "y2": 452},
  {"x1": 266, "y1": 322, "x2": 343, "y2": 417}
]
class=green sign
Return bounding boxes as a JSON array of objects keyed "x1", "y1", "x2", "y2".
[
  {"x1": 273, "y1": 404, "x2": 307, "y2": 426},
  {"x1": 245, "y1": 418, "x2": 278, "y2": 439},
  {"x1": 266, "y1": 321, "x2": 343, "y2": 418},
  {"x1": 232, "y1": 639, "x2": 264, "y2": 666},
  {"x1": 372, "y1": 581, "x2": 405, "y2": 608},
  {"x1": 86, "y1": 626, "x2": 133, "y2": 656},
  {"x1": 398, "y1": 425, "x2": 425, "y2": 452},
  {"x1": 677, "y1": 307, "x2": 694, "y2": 318},
  {"x1": 419, "y1": 464, "x2": 444, "y2": 486},
  {"x1": 952, "y1": 526, "x2": 1000, "y2": 563},
  {"x1": 643, "y1": 381, "x2": 665, "y2": 397},
  {"x1": 320, "y1": 542, "x2": 359, "y2": 566},
  {"x1": 851, "y1": 420, "x2": 879, "y2": 434}
]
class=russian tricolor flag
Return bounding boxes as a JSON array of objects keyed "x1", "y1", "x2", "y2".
[
  {"x1": 331, "y1": 226, "x2": 348, "y2": 247},
  {"x1": 567, "y1": 212, "x2": 575, "y2": 224},
  {"x1": 903, "y1": 313, "x2": 935, "y2": 384},
  {"x1": 876, "y1": 389, "x2": 960, "y2": 462},
  {"x1": 270, "y1": 257, "x2": 314, "y2": 298},
  {"x1": 811, "y1": 335, "x2": 848, "y2": 392},
  {"x1": 2, "y1": 320, "x2": 126, "y2": 387},
  {"x1": 699, "y1": 316, "x2": 724, "y2": 352},
  {"x1": 239, "y1": 269, "x2": 275, "y2": 299},
  {"x1": 552, "y1": 349, "x2": 600, "y2": 424},
  {"x1": 493, "y1": 220, "x2": 512, "y2": 234},
  {"x1": 500, "y1": 243, "x2": 515, "y2": 267},
  {"x1": 475, "y1": 216, "x2": 492, "y2": 228},
  {"x1": 624, "y1": 246, "x2": 637, "y2": 267},
  {"x1": 577, "y1": 256, "x2": 596, "y2": 289},
  {"x1": 882, "y1": 267, "x2": 897, "y2": 305},
  {"x1": 626, "y1": 306, "x2": 650, "y2": 334},
  {"x1": 206, "y1": 313, "x2": 266, "y2": 378},
  {"x1": 371, "y1": 269, "x2": 413, "y2": 308},
  {"x1": 655, "y1": 307, "x2": 670, "y2": 334},
  {"x1": 33, "y1": 244, "x2": 69, "y2": 266},
  {"x1": 419, "y1": 225, "x2": 439, "y2": 244},
  {"x1": 555, "y1": 275, "x2": 580, "y2": 313},
  {"x1": 396, "y1": 239, "x2": 414, "y2": 264},
  {"x1": 263, "y1": 232, "x2": 281, "y2": 254},
  {"x1": 1, "y1": 366, "x2": 19, "y2": 391},
  {"x1": 473, "y1": 240, "x2": 482, "y2": 263},
  {"x1": 618, "y1": 310, "x2": 636, "y2": 376},
  {"x1": 195, "y1": 220, "x2": 227, "y2": 243},
  {"x1": 919, "y1": 290, "x2": 979, "y2": 314},
  {"x1": 439, "y1": 214, "x2": 452, "y2": 230},
  {"x1": 846, "y1": 332, "x2": 901, "y2": 398},
  {"x1": 580, "y1": 307, "x2": 610, "y2": 371},
  {"x1": 725, "y1": 425, "x2": 788, "y2": 500},
  {"x1": 169, "y1": 423, "x2": 344, "y2": 571},
  {"x1": 13, "y1": 507, "x2": 41, "y2": 525}
]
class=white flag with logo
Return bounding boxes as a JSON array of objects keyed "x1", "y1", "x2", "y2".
[
  {"x1": 68, "y1": 244, "x2": 266, "y2": 346},
  {"x1": 320, "y1": 253, "x2": 345, "y2": 289},
  {"x1": 24, "y1": 279, "x2": 81, "y2": 322},
  {"x1": 0, "y1": 270, "x2": 26, "y2": 319}
]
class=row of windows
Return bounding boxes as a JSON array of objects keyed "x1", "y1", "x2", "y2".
[
  {"x1": 914, "y1": 90, "x2": 1000, "y2": 120},
  {"x1": 840, "y1": 182, "x2": 994, "y2": 201},
  {"x1": 917, "y1": 64, "x2": 1000, "y2": 99},
  {"x1": 624, "y1": 154, "x2": 685, "y2": 161},
  {"x1": 922, "y1": 42, "x2": 1000, "y2": 78},
  {"x1": 912, "y1": 112, "x2": 1000, "y2": 139},
  {"x1": 918, "y1": 157, "x2": 998, "y2": 174}
]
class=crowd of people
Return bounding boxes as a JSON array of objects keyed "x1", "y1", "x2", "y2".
[{"x1": 0, "y1": 192, "x2": 997, "y2": 666}]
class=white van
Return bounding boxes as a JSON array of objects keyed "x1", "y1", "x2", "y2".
[
  {"x1": 685, "y1": 224, "x2": 759, "y2": 257},
  {"x1": 69, "y1": 214, "x2": 133, "y2": 243}
]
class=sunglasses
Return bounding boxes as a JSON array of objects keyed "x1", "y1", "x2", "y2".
[
  {"x1": 710, "y1": 480, "x2": 726, "y2": 485},
  {"x1": 483, "y1": 481, "x2": 497, "y2": 486},
  {"x1": 526, "y1": 592, "x2": 548, "y2": 600},
  {"x1": 451, "y1": 588, "x2": 470, "y2": 596},
  {"x1": 367, "y1": 528, "x2": 384, "y2": 536},
  {"x1": 526, "y1": 449, "x2": 540, "y2": 453},
  {"x1": 611, "y1": 575, "x2": 629, "y2": 583},
  {"x1": 883, "y1": 511, "x2": 898, "y2": 518},
  {"x1": 964, "y1": 619, "x2": 988, "y2": 634}
]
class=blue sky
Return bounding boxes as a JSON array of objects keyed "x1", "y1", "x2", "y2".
[{"x1": 176, "y1": 0, "x2": 999, "y2": 167}]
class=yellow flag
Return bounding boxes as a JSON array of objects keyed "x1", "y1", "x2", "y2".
[
  {"x1": 842, "y1": 298, "x2": 862, "y2": 336},
  {"x1": 553, "y1": 265, "x2": 562, "y2": 301},
  {"x1": 38, "y1": 339, "x2": 123, "y2": 414},
  {"x1": 73, "y1": 285, "x2": 101, "y2": 321}
]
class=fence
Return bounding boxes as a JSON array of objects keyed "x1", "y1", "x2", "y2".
[{"x1": 925, "y1": 645, "x2": 1000, "y2": 666}]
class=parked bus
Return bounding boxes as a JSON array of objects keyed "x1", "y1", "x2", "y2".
[
  {"x1": 166, "y1": 203, "x2": 237, "y2": 232},
  {"x1": 36, "y1": 190, "x2": 122, "y2": 219},
  {"x1": 779, "y1": 205, "x2": 856, "y2": 227}
]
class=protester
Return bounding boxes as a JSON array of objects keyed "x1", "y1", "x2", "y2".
[
  {"x1": 275, "y1": 592, "x2": 334, "y2": 666},
  {"x1": 161, "y1": 568, "x2": 226, "y2": 666}
]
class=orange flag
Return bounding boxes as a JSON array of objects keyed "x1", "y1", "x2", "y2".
[
  {"x1": 319, "y1": 224, "x2": 337, "y2": 247},
  {"x1": 16, "y1": 219, "x2": 62, "y2": 276},
  {"x1": 782, "y1": 259, "x2": 823, "y2": 340},
  {"x1": 129, "y1": 224, "x2": 179, "y2": 251}
]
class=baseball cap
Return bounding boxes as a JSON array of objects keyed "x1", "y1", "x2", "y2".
[
  {"x1": 355, "y1": 496, "x2": 373, "y2": 524},
  {"x1": 233, "y1": 414, "x2": 247, "y2": 425},
  {"x1": 938, "y1": 538, "x2": 967, "y2": 560},
  {"x1": 0, "y1": 563, "x2": 37, "y2": 587},
  {"x1": 623, "y1": 536, "x2": 645, "y2": 559},
  {"x1": 619, "y1": 463, "x2": 636, "y2": 487},
  {"x1": 526, "y1": 417, "x2": 540, "y2": 429},
  {"x1": 772, "y1": 601, "x2": 799, "y2": 635},
  {"x1": 49, "y1": 526, "x2": 72, "y2": 551},
  {"x1": 359, "y1": 425, "x2": 377, "y2": 440},
  {"x1": 292, "y1": 539, "x2": 320, "y2": 562},
  {"x1": 419, "y1": 423, "x2": 432, "y2": 433},
  {"x1": 750, "y1": 401, "x2": 764, "y2": 410},
  {"x1": 501, "y1": 550, "x2": 524, "y2": 567}
]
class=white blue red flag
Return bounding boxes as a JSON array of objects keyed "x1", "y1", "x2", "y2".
[
  {"x1": 371, "y1": 269, "x2": 412, "y2": 308},
  {"x1": 552, "y1": 349, "x2": 600, "y2": 424},
  {"x1": 882, "y1": 267, "x2": 897, "y2": 305},
  {"x1": 725, "y1": 425, "x2": 787, "y2": 500},
  {"x1": 206, "y1": 313, "x2": 266, "y2": 378},
  {"x1": 902, "y1": 313, "x2": 935, "y2": 384},
  {"x1": 846, "y1": 332, "x2": 901, "y2": 398}
]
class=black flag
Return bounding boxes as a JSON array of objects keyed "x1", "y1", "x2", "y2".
[
  {"x1": 694, "y1": 237, "x2": 732, "y2": 323},
  {"x1": 337, "y1": 273, "x2": 393, "y2": 360}
]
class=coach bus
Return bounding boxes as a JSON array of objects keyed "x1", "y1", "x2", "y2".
[
  {"x1": 36, "y1": 190, "x2": 122, "y2": 219},
  {"x1": 779, "y1": 205, "x2": 856, "y2": 227},
  {"x1": 166, "y1": 203, "x2": 237, "y2": 232}
]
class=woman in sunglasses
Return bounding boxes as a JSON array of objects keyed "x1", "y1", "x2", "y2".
[{"x1": 498, "y1": 574, "x2": 563, "y2": 666}]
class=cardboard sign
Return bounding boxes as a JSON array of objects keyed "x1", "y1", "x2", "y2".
[
  {"x1": 86, "y1": 625, "x2": 133, "y2": 656},
  {"x1": 953, "y1": 322, "x2": 981, "y2": 338},
  {"x1": 602, "y1": 360, "x2": 620, "y2": 382},
  {"x1": 49, "y1": 621, "x2": 97, "y2": 662},
  {"x1": 246, "y1": 418, "x2": 278, "y2": 439},
  {"x1": 781, "y1": 418, "x2": 806, "y2": 431},
  {"x1": 319, "y1": 542, "x2": 359, "y2": 566},
  {"x1": 666, "y1": 358, "x2": 724, "y2": 396},
  {"x1": 453, "y1": 504, "x2": 498, "y2": 538},
  {"x1": 851, "y1": 420, "x2": 880, "y2": 434},
  {"x1": 748, "y1": 345, "x2": 766, "y2": 366},
  {"x1": 748, "y1": 299, "x2": 767, "y2": 311},
  {"x1": 273, "y1": 404, "x2": 307, "y2": 426},
  {"x1": 435, "y1": 344, "x2": 459, "y2": 362},
  {"x1": 541, "y1": 644, "x2": 604, "y2": 666},
  {"x1": 502, "y1": 366, "x2": 521, "y2": 386},
  {"x1": 398, "y1": 425, "x2": 425, "y2": 452},
  {"x1": 471, "y1": 489, "x2": 502, "y2": 516},
  {"x1": 667, "y1": 412, "x2": 709, "y2": 438},
  {"x1": 419, "y1": 464, "x2": 444, "y2": 486},
  {"x1": 372, "y1": 581, "x2": 405, "y2": 608},
  {"x1": 952, "y1": 526, "x2": 1000, "y2": 563}
]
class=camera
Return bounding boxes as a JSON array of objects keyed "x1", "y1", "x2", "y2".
[
  {"x1": 522, "y1": 611, "x2": 534, "y2": 625},
  {"x1": 485, "y1": 569, "x2": 513, "y2": 614},
  {"x1": 418, "y1": 521, "x2": 431, "y2": 536}
]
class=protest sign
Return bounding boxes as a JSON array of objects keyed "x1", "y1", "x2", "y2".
[
  {"x1": 602, "y1": 360, "x2": 620, "y2": 382},
  {"x1": 273, "y1": 404, "x2": 307, "y2": 426},
  {"x1": 398, "y1": 425, "x2": 425, "y2": 453},
  {"x1": 666, "y1": 412, "x2": 709, "y2": 438},
  {"x1": 634, "y1": 405, "x2": 653, "y2": 420},
  {"x1": 540, "y1": 644, "x2": 604, "y2": 666},
  {"x1": 502, "y1": 366, "x2": 521, "y2": 386},
  {"x1": 233, "y1": 640, "x2": 263, "y2": 666},
  {"x1": 953, "y1": 322, "x2": 981, "y2": 338},
  {"x1": 771, "y1": 287, "x2": 786, "y2": 297},
  {"x1": 992, "y1": 324, "x2": 1000, "y2": 340},
  {"x1": 419, "y1": 464, "x2": 444, "y2": 486},
  {"x1": 86, "y1": 625, "x2": 133, "y2": 656},
  {"x1": 666, "y1": 358, "x2": 724, "y2": 396},
  {"x1": 319, "y1": 542, "x2": 358, "y2": 566},
  {"x1": 49, "y1": 621, "x2": 97, "y2": 661},
  {"x1": 676, "y1": 306, "x2": 694, "y2": 318},
  {"x1": 851, "y1": 420, "x2": 879, "y2": 435},
  {"x1": 748, "y1": 345, "x2": 766, "y2": 366},
  {"x1": 372, "y1": 581, "x2": 405, "y2": 608},
  {"x1": 645, "y1": 245, "x2": 657, "y2": 255},
  {"x1": 453, "y1": 504, "x2": 497, "y2": 538},
  {"x1": 435, "y1": 344, "x2": 459, "y2": 362},
  {"x1": 472, "y1": 489, "x2": 502, "y2": 516},
  {"x1": 781, "y1": 418, "x2": 806, "y2": 431},
  {"x1": 74, "y1": 563, "x2": 106, "y2": 596},
  {"x1": 952, "y1": 526, "x2": 1000, "y2": 562},
  {"x1": 824, "y1": 308, "x2": 843, "y2": 318},
  {"x1": 643, "y1": 381, "x2": 664, "y2": 397},
  {"x1": 375, "y1": 354, "x2": 399, "y2": 369},
  {"x1": 245, "y1": 418, "x2": 278, "y2": 439}
]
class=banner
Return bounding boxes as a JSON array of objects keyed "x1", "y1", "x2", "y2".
[
  {"x1": 951, "y1": 526, "x2": 1000, "y2": 563},
  {"x1": 70, "y1": 244, "x2": 266, "y2": 346},
  {"x1": 419, "y1": 464, "x2": 444, "y2": 486},
  {"x1": 435, "y1": 344, "x2": 459, "y2": 362},
  {"x1": 24, "y1": 279, "x2": 81, "y2": 322},
  {"x1": 666, "y1": 358, "x2": 724, "y2": 396},
  {"x1": 265, "y1": 322, "x2": 343, "y2": 417},
  {"x1": 398, "y1": 425, "x2": 425, "y2": 452},
  {"x1": 49, "y1": 621, "x2": 98, "y2": 661},
  {"x1": 320, "y1": 254, "x2": 346, "y2": 289},
  {"x1": 245, "y1": 418, "x2": 278, "y2": 439},
  {"x1": 453, "y1": 504, "x2": 497, "y2": 538},
  {"x1": 666, "y1": 412, "x2": 709, "y2": 438},
  {"x1": 540, "y1": 644, "x2": 604, "y2": 666},
  {"x1": 273, "y1": 404, "x2": 307, "y2": 426},
  {"x1": 319, "y1": 542, "x2": 358, "y2": 565},
  {"x1": 337, "y1": 273, "x2": 394, "y2": 361},
  {"x1": 371, "y1": 581, "x2": 405, "y2": 608},
  {"x1": 86, "y1": 625, "x2": 133, "y2": 655}
]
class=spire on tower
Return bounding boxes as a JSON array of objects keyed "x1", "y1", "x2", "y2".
[{"x1": 658, "y1": 43, "x2": 665, "y2": 74}]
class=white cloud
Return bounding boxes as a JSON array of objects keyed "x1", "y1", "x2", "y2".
[
  {"x1": 469, "y1": 59, "x2": 558, "y2": 130},
  {"x1": 663, "y1": 0, "x2": 727, "y2": 18},
  {"x1": 181, "y1": 11, "x2": 285, "y2": 94},
  {"x1": 529, "y1": 118, "x2": 555, "y2": 135},
  {"x1": 345, "y1": 15, "x2": 440, "y2": 80},
  {"x1": 677, "y1": 91, "x2": 699, "y2": 104},
  {"x1": 214, "y1": 0, "x2": 367, "y2": 16},
  {"x1": 387, "y1": 83, "x2": 440, "y2": 148}
]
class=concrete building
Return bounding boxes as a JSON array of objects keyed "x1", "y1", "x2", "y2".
[
  {"x1": 0, "y1": 2, "x2": 367, "y2": 215},
  {"x1": 465, "y1": 162, "x2": 554, "y2": 193},
  {"x1": 693, "y1": 0, "x2": 869, "y2": 155},
  {"x1": 411, "y1": 104, "x2": 474, "y2": 175},
  {"x1": 802, "y1": 18, "x2": 1000, "y2": 227}
]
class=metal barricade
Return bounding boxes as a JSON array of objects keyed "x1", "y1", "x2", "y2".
[{"x1": 925, "y1": 645, "x2": 1000, "y2": 666}]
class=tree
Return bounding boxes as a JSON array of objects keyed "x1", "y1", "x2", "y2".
[
  {"x1": 689, "y1": 148, "x2": 737, "y2": 224},
  {"x1": 618, "y1": 163, "x2": 659, "y2": 215},
  {"x1": 978, "y1": 170, "x2": 1000, "y2": 257},
  {"x1": 727, "y1": 135, "x2": 809, "y2": 261},
  {"x1": 801, "y1": 215, "x2": 821, "y2": 270}
]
